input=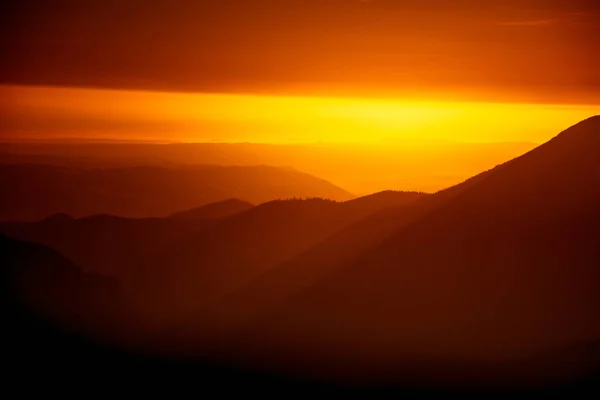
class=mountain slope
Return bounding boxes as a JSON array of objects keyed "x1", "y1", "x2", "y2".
[
  {"x1": 226, "y1": 116, "x2": 600, "y2": 385},
  {"x1": 0, "y1": 214, "x2": 216, "y2": 276},
  {"x1": 207, "y1": 183, "x2": 488, "y2": 331},
  {"x1": 0, "y1": 164, "x2": 352, "y2": 221},
  {"x1": 129, "y1": 192, "x2": 426, "y2": 327},
  {"x1": 208, "y1": 192, "x2": 434, "y2": 331},
  {"x1": 168, "y1": 199, "x2": 254, "y2": 220},
  {"x1": 0, "y1": 234, "x2": 127, "y2": 350}
]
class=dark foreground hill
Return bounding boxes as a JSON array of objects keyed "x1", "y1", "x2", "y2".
[
  {"x1": 0, "y1": 199, "x2": 254, "y2": 276},
  {"x1": 0, "y1": 214, "x2": 216, "y2": 275},
  {"x1": 199, "y1": 117, "x2": 600, "y2": 388},
  {"x1": 0, "y1": 234, "x2": 359, "y2": 393},
  {"x1": 0, "y1": 163, "x2": 352, "y2": 221},
  {"x1": 0, "y1": 234, "x2": 128, "y2": 360},
  {"x1": 2, "y1": 232, "x2": 507, "y2": 395}
]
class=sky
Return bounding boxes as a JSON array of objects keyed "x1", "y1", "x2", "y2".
[
  {"x1": 1, "y1": 0, "x2": 599, "y2": 104},
  {"x1": 1, "y1": 85, "x2": 598, "y2": 145},
  {"x1": 0, "y1": 1, "x2": 598, "y2": 146}
]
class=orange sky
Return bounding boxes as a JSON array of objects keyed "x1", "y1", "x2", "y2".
[
  {"x1": 1, "y1": 1, "x2": 599, "y2": 193},
  {"x1": 1, "y1": 84, "x2": 598, "y2": 194},
  {"x1": 1, "y1": 85, "x2": 598, "y2": 146},
  {"x1": 2, "y1": 1, "x2": 599, "y2": 105}
]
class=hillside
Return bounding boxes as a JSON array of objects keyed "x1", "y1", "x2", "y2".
[
  {"x1": 128, "y1": 192, "x2": 426, "y2": 327},
  {"x1": 168, "y1": 199, "x2": 254, "y2": 220},
  {"x1": 0, "y1": 163, "x2": 352, "y2": 221},
  {"x1": 216, "y1": 116, "x2": 600, "y2": 386},
  {"x1": 0, "y1": 214, "x2": 216, "y2": 275},
  {"x1": 0, "y1": 234, "x2": 127, "y2": 350}
]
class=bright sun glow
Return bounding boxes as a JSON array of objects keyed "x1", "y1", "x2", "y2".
[{"x1": 1, "y1": 85, "x2": 598, "y2": 145}]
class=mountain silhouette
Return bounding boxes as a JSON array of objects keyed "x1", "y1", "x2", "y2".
[
  {"x1": 206, "y1": 180, "x2": 491, "y2": 333},
  {"x1": 0, "y1": 193, "x2": 422, "y2": 281},
  {"x1": 204, "y1": 191, "x2": 436, "y2": 333},
  {"x1": 0, "y1": 233, "x2": 129, "y2": 357},
  {"x1": 343, "y1": 190, "x2": 425, "y2": 211},
  {"x1": 128, "y1": 192, "x2": 426, "y2": 328},
  {"x1": 1, "y1": 140, "x2": 538, "y2": 195},
  {"x1": 4, "y1": 117, "x2": 600, "y2": 392},
  {"x1": 0, "y1": 214, "x2": 218, "y2": 276},
  {"x1": 0, "y1": 163, "x2": 352, "y2": 221},
  {"x1": 208, "y1": 116, "x2": 600, "y2": 386},
  {"x1": 168, "y1": 199, "x2": 254, "y2": 220},
  {"x1": 0, "y1": 233, "x2": 361, "y2": 393}
]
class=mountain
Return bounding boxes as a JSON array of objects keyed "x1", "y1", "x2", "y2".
[
  {"x1": 204, "y1": 191, "x2": 437, "y2": 333},
  {"x1": 128, "y1": 192, "x2": 426, "y2": 328},
  {"x1": 168, "y1": 199, "x2": 254, "y2": 220},
  {"x1": 0, "y1": 234, "x2": 128, "y2": 354},
  {"x1": 0, "y1": 234, "x2": 416, "y2": 394},
  {"x1": 211, "y1": 116, "x2": 600, "y2": 386},
  {"x1": 343, "y1": 190, "x2": 425, "y2": 210},
  {"x1": 206, "y1": 180, "x2": 491, "y2": 334},
  {"x1": 0, "y1": 192, "x2": 420, "y2": 281},
  {"x1": 0, "y1": 163, "x2": 352, "y2": 221},
  {"x1": 0, "y1": 140, "x2": 538, "y2": 194},
  {"x1": 0, "y1": 214, "x2": 217, "y2": 276}
]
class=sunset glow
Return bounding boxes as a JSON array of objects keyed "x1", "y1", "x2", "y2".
[
  {"x1": 1, "y1": 85, "x2": 598, "y2": 145},
  {"x1": 3, "y1": 0, "x2": 600, "y2": 391}
]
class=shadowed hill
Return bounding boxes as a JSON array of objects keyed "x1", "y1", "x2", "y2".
[
  {"x1": 0, "y1": 163, "x2": 352, "y2": 221},
  {"x1": 0, "y1": 233, "x2": 319, "y2": 392},
  {"x1": 206, "y1": 192, "x2": 434, "y2": 332},
  {"x1": 0, "y1": 192, "x2": 423, "y2": 286},
  {"x1": 0, "y1": 215, "x2": 217, "y2": 276},
  {"x1": 9, "y1": 225, "x2": 578, "y2": 395},
  {"x1": 0, "y1": 234, "x2": 128, "y2": 353},
  {"x1": 206, "y1": 178, "x2": 489, "y2": 332},
  {"x1": 214, "y1": 116, "x2": 600, "y2": 386},
  {"x1": 168, "y1": 199, "x2": 254, "y2": 220},
  {"x1": 128, "y1": 192, "x2": 426, "y2": 327},
  {"x1": 0, "y1": 140, "x2": 539, "y2": 195},
  {"x1": 344, "y1": 190, "x2": 426, "y2": 211}
]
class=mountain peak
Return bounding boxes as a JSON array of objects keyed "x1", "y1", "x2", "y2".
[
  {"x1": 555, "y1": 115, "x2": 600, "y2": 140},
  {"x1": 498, "y1": 115, "x2": 600, "y2": 172},
  {"x1": 578, "y1": 115, "x2": 600, "y2": 124}
]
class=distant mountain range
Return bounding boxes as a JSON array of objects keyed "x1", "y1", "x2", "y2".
[
  {"x1": 0, "y1": 213, "x2": 215, "y2": 275},
  {"x1": 0, "y1": 163, "x2": 352, "y2": 221},
  {"x1": 0, "y1": 192, "x2": 425, "y2": 296},
  {"x1": 1, "y1": 117, "x2": 600, "y2": 392},
  {"x1": 0, "y1": 140, "x2": 538, "y2": 194},
  {"x1": 0, "y1": 198, "x2": 259, "y2": 276},
  {"x1": 129, "y1": 192, "x2": 426, "y2": 325},
  {"x1": 0, "y1": 233, "x2": 127, "y2": 354}
]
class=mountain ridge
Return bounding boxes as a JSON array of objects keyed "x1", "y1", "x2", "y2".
[
  {"x1": 168, "y1": 199, "x2": 254, "y2": 220},
  {"x1": 0, "y1": 163, "x2": 352, "y2": 221},
  {"x1": 206, "y1": 116, "x2": 600, "y2": 385}
]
